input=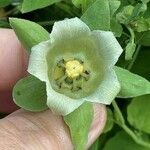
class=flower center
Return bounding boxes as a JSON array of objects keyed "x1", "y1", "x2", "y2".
[
  {"x1": 65, "y1": 60, "x2": 84, "y2": 78},
  {"x1": 52, "y1": 58, "x2": 91, "y2": 93}
]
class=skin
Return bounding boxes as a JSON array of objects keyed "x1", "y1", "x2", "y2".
[{"x1": 0, "y1": 29, "x2": 107, "y2": 150}]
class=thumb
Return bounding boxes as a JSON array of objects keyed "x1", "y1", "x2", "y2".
[{"x1": 0, "y1": 104, "x2": 106, "y2": 149}]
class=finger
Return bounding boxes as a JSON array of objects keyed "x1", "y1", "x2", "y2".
[
  {"x1": 0, "y1": 91, "x2": 19, "y2": 113},
  {"x1": 0, "y1": 29, "x2": 28, "y2": 113},
  {"x1": 0, "y1": 29, "x2": 28, "y2": 91},
  {"x1": 0, "y1": 104, "x2": 106, "y2": 149}
]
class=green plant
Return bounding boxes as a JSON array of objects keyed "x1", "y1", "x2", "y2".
[{"x1": 0, "y1": 0, "x2": 150, "y2": 149}]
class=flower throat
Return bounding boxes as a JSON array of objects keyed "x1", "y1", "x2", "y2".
[{"x1": 53, "y1": 58, "x2": 90, "y2": 92}]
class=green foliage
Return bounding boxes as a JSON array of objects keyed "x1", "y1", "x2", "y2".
[
  {"x1": 103, "y1": 131, "x2": 150, "y2": 150},
  {"x1": 125, "y1": 42, "x2": 136, "y2": 60},
  {"x1": 0, "y1": 0, "x2": 11, "y2": 8},
  {"x1": 109, "y1": 0, "x2": 122, "y2": 37},
  {"x1": 72, "y1": 0, "x2": 96, "y2": 12},
  {"x1": 128, "y1": 95, "x2": 150, "y2": 134},
  {"x1": 103, "y1": 108, "x2": 114, "y2": 133},
  {"x1": 0, "y1": 0, "x2": 149, "y2": 149},
  {"x1": 20, "y1": 0, "x2": 60, "y2": 13},
  {"x1": 110, "y1": 18, "x2": 123, "y2": 37},
  {"x1": 9, "y1": 18, "x2": 49, "y2": 53},
  {"x1": 115, "y1": 66, "x2": 150, "y2": 98},
  {"x1": 136, "y1": 31, "x2": 150, "y2": 46},
  {"x1": 13, "y1": 75, "x2": 48, "y2": 111},
  {"x1": 131, "y1": 47, "x2": 150, "y2": 80},
  {"x1": 128, "y1": 3, "x2": 147, "y2": 22},
  {"x1": 89, "y1": 138, "x2": 99, "y2": 150},
  {"x1": 144, "y1": 2, "x2": 150, "y2": 17},
  {"x1": 142, "y1": 0, "x2": 150, "y2": 3},
  {"x1": 64, "y1": 102, "x2": 93, "y2": 150},
  {"x1": 0, "y1": 19, "x2": 10, "y2": 28},
  {"x1": 131, "y1": 18, "x2": 150, "y2": 32},
  {"x1": 81, "y1": 0, "x2": 110, "y2": 30},
  {"x1": 109, "y1": 0, "x2": 120, "y2": 17},
  {"x1": 116, "y1": 5, "x2": 134, "y2": 24}
]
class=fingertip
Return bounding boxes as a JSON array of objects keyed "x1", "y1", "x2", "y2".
[{"x1": 0, "y1": 29, "x2": 28, "y2": 91}]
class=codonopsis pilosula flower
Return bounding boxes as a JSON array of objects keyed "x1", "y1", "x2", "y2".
[{"x1": 28, "y1": 17, "x2": 123, "y2": 115}]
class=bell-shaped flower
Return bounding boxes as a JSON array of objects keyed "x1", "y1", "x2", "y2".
[{"x1": 28, "y1": 17, "x2": 123, "y2": 115}]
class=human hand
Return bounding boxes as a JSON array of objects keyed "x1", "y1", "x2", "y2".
[{"x1": 0, "y1": 29, "x2": 106, "y2": 150}]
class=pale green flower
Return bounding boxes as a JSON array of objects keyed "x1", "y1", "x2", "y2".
[{"x1": 28, "y1": 17, "x2": 123, "y2": 115}]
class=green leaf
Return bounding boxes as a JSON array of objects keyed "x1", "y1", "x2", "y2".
[
  {"x1": 13, "y1": 75, "x2": 48, "y2": 112},
  {"x1": 109, "y1": 0, "x2": 120, "y2": 17},
  {"x1": 131, "y1": 18, "x2": 150, "y2": 32},
  {"x1": 72, "y1": 0, "x2": 82, "y2": 7},
  {"x1": 0, "y1": 0, "x2": 11, "y2": 8},
  {"x1": 90, "y1": 133, "x2": 112, "y2": 150},
  {"x1": 115, "y1": 66, "x2": 150, "y2": 98},
  {"x1": 9, "y1": 18, "x2": 49, "y2": 53},
  {"x1": 119, "y1": 0, "x2": 129, "y2": 8},
  {"x1": 141, "y1": 0, "x2": 150, "y2": 3},
  {"x1": 81, "y1": 0, "x2": 110, "y2": 30},
  {"x1": 131, "y1": 47, "x2": 150, "y2": 80},
  {"x1": 20, "y1": 0, "x2": 60, "y2": 13},
  {"x1": 103, "y1": 131, "x2": 149, "y2": 150},
  {"x1": 110, "y1": 18, "x2": 123, "y2": 37},
  {"x1": 128, "y1": 3, "x2": 147, "y2": 22},
  {"x1": 144, "y1": 2, "x2": 150, "y2": 18},
  {"x1": 89, "y1": 138, "x2": 99, "y2": 150},
  {"x1": 72, "y1": 0, "x2": 96, "y2": 11},
  {"x1": 117, "y1": 3, "x2": 147, "y2": 24},
  {"x1": 103, "y1": 108, "x2": 114, "y2": 133},
  {"x1": 127, "y1": 94, "x2": 150, "y2": 134},
  {"x1": 64, "y1": 102, "x2": 93, "y2": 150},
  {"x1": 116, "y1": 5, "x2": 134, "y2": 24},
  {"x1": 125, "y1": 42, "x2": 136, "y2": 60},
  {"x1": 0, "y1": 19, "x2": 10, "y2": 28},
  {"x1": 135, "y1": 31, "x2": 150, "y2": 46}
]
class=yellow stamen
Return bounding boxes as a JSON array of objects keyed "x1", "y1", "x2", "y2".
[{"x1": 65, "y1": 60, "x2": 84, "y2": 78}]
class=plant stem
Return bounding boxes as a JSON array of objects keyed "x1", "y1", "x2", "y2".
[
  {"x1": 112, "y1": 100, "x2": 150, "y2": 148},
  {"x1": 1, "y1": 7, "x2": 18, "y2": 18},
  {"x1": 126, "y1": 25, "x2": 135, "y2": 44},
  {"x1": 127, "y1": 44, "x2": 141, "y2": 70},
  {"x1": 112, "y1": 101, "x2": 125, "y2": 125},
  {"x1": 122, "y1": 32, "x2": 130, "y2": 38},
  {"x1": 122, "y1": 125, "x2": 150, "y2": 148}
]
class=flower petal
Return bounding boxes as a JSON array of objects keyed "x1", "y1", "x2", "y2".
[
  {"x1": 46, "y1": 82, "x2": 85, "y2": 116},
  {"x1": 84, "y1": 69, "x2": 120, "y2": 104},
  {"x1": 28, "y1": 40, "x2": 51, "y2": 81},
  {"x1": 92, "y1": 30, "x2": 123, "y2": 67},
  {"x1": 50, "y1": 17, "x2": 91, "y2": 43}
]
